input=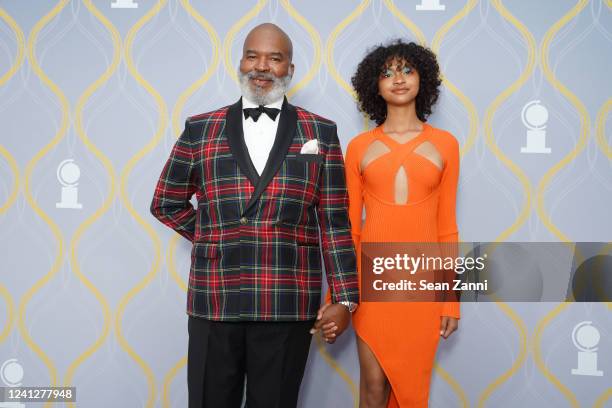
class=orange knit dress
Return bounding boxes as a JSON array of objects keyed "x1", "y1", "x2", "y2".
[{"x1": 346, "y1": 123, "x2": 460, "y2": 408}]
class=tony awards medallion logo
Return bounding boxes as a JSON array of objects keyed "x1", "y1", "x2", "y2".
[
  {"x1": 521, "y1": 100, "x2": 551, "y2": 154},
  {"x1": 571, "y1": 321, "x2": 604, "y2": 376},
  {"x1": 0, "y1": 359, "x2": 24, "y2": 408},
  {"x1": 56, "y1": 159, "x2": 83, "y2": 209}
]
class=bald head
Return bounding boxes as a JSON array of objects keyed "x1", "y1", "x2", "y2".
[{"x1": 243, "y1": 23, "x2": 293, "y2": 61}]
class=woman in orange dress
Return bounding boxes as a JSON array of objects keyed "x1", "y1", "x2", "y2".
[{"x1": 325, "y1": 40, "x2": 461, "y2": 407}]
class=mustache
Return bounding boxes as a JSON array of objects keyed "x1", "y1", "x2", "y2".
[{"x1": 245, "y1": 71, "x2": 276, "y2": 81}]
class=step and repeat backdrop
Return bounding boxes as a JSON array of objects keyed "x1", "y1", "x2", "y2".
[{"x1": 0, "y1": 0, "x2": 611, "y2": 407}]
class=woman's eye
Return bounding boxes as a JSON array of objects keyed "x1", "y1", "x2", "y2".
[
  {"x1": 402, "y1": 66, "x2": 412, "y2": 74},
  {"x1": 383, "y1": 69, "x2": 394, "y2": 77}
]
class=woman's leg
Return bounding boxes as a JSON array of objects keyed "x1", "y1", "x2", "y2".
[{"x1": 357, "y1": 335, "x2": 390, "y2": 408}]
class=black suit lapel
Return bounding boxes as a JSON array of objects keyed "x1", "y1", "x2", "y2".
[
  {"x1": 244, "y1": 96, "x2": 297, "y2": 214},
  {"x1": 225, "y1": 97, "x2": 260, "y2": 187}
]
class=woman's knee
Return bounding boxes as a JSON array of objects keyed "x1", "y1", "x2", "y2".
[{"x1": 361, "y1": 374, "x2": 388, "y2": 402}]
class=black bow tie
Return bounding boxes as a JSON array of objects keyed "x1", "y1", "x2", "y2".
[{"x1": 243, "y1": 105, "x2": 281, "y2": 122}]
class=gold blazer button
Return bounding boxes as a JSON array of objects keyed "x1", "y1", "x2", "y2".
[{"x1": 239, "y1": 217, "x2": 248, "y2": 225}]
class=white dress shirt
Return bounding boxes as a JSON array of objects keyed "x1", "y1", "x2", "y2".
[{"x1": 242, "y1": 96, "x2": 283, "y2": 175}]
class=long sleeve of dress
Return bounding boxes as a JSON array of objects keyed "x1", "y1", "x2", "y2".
[
  {"x1": 438, "y1": 135, "x2": 460, "y2": 318},
  {"x1": 344, "y1": 139, "x2": 364, "y2": 251},
  {"x1": 324, "y1": 139, "x2": 364, "y2": 304}
]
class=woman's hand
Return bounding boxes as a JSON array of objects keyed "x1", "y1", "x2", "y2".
[{"x1": 440, "y1": 316, "x2": 459, "y2": 339}]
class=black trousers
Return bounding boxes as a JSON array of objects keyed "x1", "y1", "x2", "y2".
[{"x1": 187, "y1": 316, "x2": 314, "y2": 408}]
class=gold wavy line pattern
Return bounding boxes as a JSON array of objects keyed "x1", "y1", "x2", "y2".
[
  {"x1": 0, "y1": 8, "x2": 24, "y2": 217},
  {"x1": 280, "y1": 0, "x2": 323, "y2": 98},
  {"x1": 596, "y1": 3, "x2": 612, "y2": 159},
  {"x1": 531, "y1": 302, "x2": 578, "y2": 406},
  {"x1": 475, "y1": 1, "x2": 538, "y2": 406},
  {"x1": 594, "y1": 385, "x2": 612, "y2": 408},
  {"x1": 172, "y1": 0, "x2": 222, "y2": 138},
  {"x1": 325, "y1": 0, "x2": 371, "y2": 98},
  {"x1": 162, "y1": 355, "x2": 187, "y2": 408},
  {"x1": 531, "y1": 2, "x2": 594, "y2": 407},
  {"x1": 0, "y1": 15, "x2": 25, "y2": 353},
  {"x1": 222, "y1": 0, "x2": 268, "y2": 83},
  {"x1": 0, "y1": 8, "x2": 25, "y2": 87},
  {"x1": 533, "y1": 243, "x2": 611, "y2": 407},
  {"x1": 314, "y1": 334, "x2": 359, "y2": 408},
  {"x1": 592, "y1": 49, "x2": 612, "y2": 404},
  {"x1": 477, "y1": 303, "x2": 529, "y2": 408},
  {"x1": 594, "y1": 99, "x2": 611, "y2": 159},
  {"x1": 0, "y1": 284, "x2": 14, "y2": 344},
  {"x1": 536, "y1": 0, "x2": 590, "y2": 243},
  {"x1": 20, "y1": 3, "x2": 71, "y2": 407},
  {"x1": 430, "y1": 0, "x2": 479, "y2": 157},
  {"x1": 432, "y1": 361, "x2": 469, "y2": 408},
  {"x1": 383, "y1": 0, "x2": 427, "y2": 45},
  {"x1": 62, "y1": 2, "x2": 121, "y2": 405},
  {"x1": 0, "y1": 144, "x2": 20, "y2": 216},
  {"x1": 482, "y1": 0, "x2": 536, "y2": 243},
  {"x1": 118, "y1": 1, "x2": 171, "y2": 406}
]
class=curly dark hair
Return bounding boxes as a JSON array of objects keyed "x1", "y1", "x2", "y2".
[{"x1": 351, "y1": 40, "x2": 442, "y2": 125}]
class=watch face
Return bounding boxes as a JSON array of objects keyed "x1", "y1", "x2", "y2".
[
  {"x1": 338, "y1": 301, "x2": 357, "y2": 312},
  {"x1": 341, "y1": 302, "x2": 356, "y2": 312}
]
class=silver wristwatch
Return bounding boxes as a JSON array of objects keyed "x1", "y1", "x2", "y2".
[{"x1": 338, "y1": 301, "x2": 358, "y2": 313}]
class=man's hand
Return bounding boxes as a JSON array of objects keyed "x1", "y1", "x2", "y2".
[
  {"x1": 310, "y1": 303, "x2": 351, "y2": 344},
  {"x1": 440, "y1": 316, "x2": 459, "y2": 339}
]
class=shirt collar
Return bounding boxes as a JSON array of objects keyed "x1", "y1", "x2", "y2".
[{"x1": 242, "y1": 95, "x2": 284, "y2": 110}]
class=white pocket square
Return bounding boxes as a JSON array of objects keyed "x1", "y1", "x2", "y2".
[{"x1": 300, "y1": 139, "x2": 319, "y2": 154}]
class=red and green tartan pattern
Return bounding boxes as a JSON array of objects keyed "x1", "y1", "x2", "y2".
[{"x1": 150, "y1": 103, "x2": 359, "y2": 321}]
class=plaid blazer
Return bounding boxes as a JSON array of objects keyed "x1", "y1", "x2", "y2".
[{"x1": 150, "y1": 97, "x2": 359, "y2": 321}]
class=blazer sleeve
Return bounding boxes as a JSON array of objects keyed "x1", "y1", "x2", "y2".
[
  {"x1": 150, "y1": 120, "x2": 198, "y2": 242},
  {"x1": 317, "y1": 124, "x2": 360, "y2": 305},
  {"x1": 438, "y1": 134, "x2": 460, "y2": 318},
  {"x1": 323, "y1": 137, "x2": 363, "y2": 304}
]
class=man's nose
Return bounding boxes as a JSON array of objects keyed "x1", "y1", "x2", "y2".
[{"x1": 254, "y1": 57, "x2": 270, "y2": 72}]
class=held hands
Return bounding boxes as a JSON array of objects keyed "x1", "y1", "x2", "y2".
[
  {"x1": 310, "y1": 303, "x2": 350, "y2": 344},
  {"x1": 440, "y1": 316, "x2": 459, "y2": 339},
  {"x1": 311, "y1": 305, "x2": 457, "y2": 341}
]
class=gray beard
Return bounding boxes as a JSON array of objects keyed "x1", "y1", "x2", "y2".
[{"x1": 238, "y1": 69, "x2": 292, "y2": 106}]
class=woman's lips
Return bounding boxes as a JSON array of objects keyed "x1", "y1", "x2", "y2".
[{"x1": 392, "y1": 88, "x2": 409, "y2": 94}]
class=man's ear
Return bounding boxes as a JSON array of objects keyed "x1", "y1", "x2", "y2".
[{"x1": 289, "y1": 64, "x2": 295, "y2": 77}]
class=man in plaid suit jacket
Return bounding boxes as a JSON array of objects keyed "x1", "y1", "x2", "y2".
[{"x1": 150, "y1": 23, "x2": 358, "y2": 407}]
